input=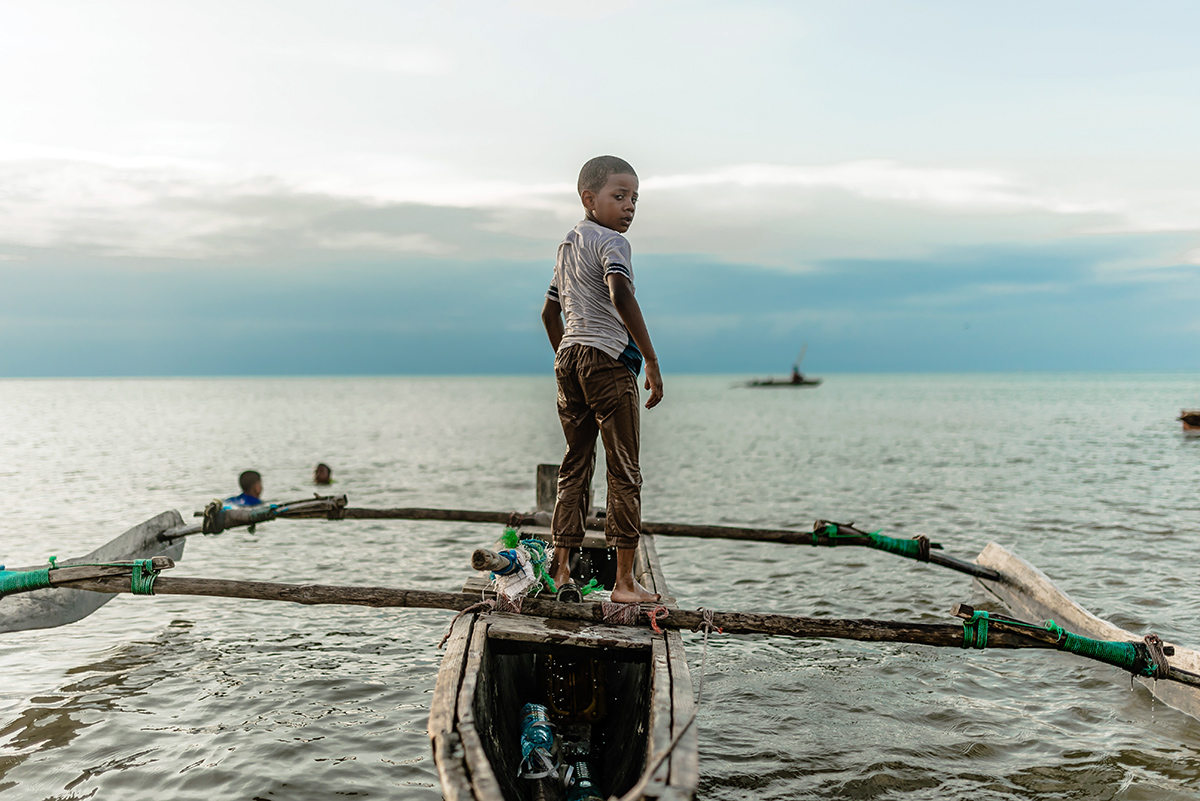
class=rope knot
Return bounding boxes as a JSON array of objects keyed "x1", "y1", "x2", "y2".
[
  {"x1": 914, "y1": 534, "x2": 931, "y2": 562},
  {"x1": 1143, "y1": 633, "x2": 1171, "y2": 680},
  {"x1": 694, "y1": 607, "x2": 722, "y2": 635}
]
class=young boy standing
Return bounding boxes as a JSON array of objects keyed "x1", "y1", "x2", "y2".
[{"x1": 541, "y1": 155, "x2": 663, "y2": 604}]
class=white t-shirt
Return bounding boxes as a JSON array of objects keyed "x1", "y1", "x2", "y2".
[{"x1": 546, "y1": 220, "x2": 641, "y2": 371}]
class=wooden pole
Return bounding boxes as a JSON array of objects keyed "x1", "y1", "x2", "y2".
[
  {"x1": 342, "y1": 508, "x2": 520, "y2": 525},
  {"x1": 47, "y1": 573, "x2": 1097, "y2": 651},
  {"x1": 335, "y1": 508, "x2": 999, "y2": 580},
  {"x1": 40, "y1": 557, "x2": 176, "y2": 587},
  {"x1": 536, "y1": 464, "x2": 558, "y2": 513},
  {"x1": 471, "y1": 548, "x2": 512, "y2": 573},
  {"x1": 168, "y1": 496, "x2": 995, "y2": 580},
  {"x1": 159, "y1": 496, "x2": 349, "y2": 541},
  {"x1": 38, "y1": 569, "x2": 1200, "y2": 688}
]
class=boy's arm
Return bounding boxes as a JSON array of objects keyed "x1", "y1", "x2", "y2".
[
  {"x1": 541, "y1": 297, "x2": 564, "y2": 352},
  {"x1": 606, "y1": 274, "x2": 664, "y2": 409}
]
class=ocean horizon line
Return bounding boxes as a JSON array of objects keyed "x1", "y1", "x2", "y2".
[{"x1": 2, "y1": 369, "x2": 1199, "y2": 381}]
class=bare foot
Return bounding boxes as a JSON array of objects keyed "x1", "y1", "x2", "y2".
[
  {"x1": 610, "y1": 578, "x2": 660, "y2": 604},
  {"x1": 550, "y1": 545, "x2": 573, "y2": 590}
]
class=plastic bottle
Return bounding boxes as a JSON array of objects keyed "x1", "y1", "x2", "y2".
[{"x1": 519, "y1": 703, "x2": 557, "y2": 779}]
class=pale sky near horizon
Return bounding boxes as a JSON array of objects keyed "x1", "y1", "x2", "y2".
[{"x1": 2, "y1": 1, "x2": 1200, "y2": 375}]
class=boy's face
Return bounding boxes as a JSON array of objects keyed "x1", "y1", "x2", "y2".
[{"x1": 582, "y1": 173, "x2": 638, "y2": 233}]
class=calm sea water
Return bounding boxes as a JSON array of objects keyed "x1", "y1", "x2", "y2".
[{"x1": 2, "y1": 374, "x2": 1200, "y2": 800}]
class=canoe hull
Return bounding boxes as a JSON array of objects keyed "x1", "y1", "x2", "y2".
[
  {"x1": 431, "y1": 534, "x2": 697, "y2": 800},
  {"x1": 974, "y1": 542, "x2": 1200, "y2": 720},
  {"x1": 745, "y1": 379, "x2": 822, "y2": 388}
]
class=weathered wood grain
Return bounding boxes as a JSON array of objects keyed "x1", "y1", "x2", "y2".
[
  {"x1": 536, "y1": 464, "x2": 558, "y2": 513},
  {"x1": 647, "y1": 637, "x2": 673, "y2": 794},
  {"x1": 430, "y1": 614, "x2": 474, "y2": 737},
  {"x1": 472, "y1": 549, "x2": 511, "y2": 573},
  {"x1": 429, "y1": 615, "x2": 475, "y2": 801},
  {"x1": 63, "y1": 573, "x2": 1070, "y2": 651},
  {"x1": 640, "y1": 535, "x2": 674, "y2": 606},
  {"x1": 665, "y1": 630, "x2": 699, "y2": 790},
  {"x1": 484, "y1": 611, "x2": 656, "y2": 652},
  {"x1": 456, "y1": 618, "x2": 504, "y2": 801}
]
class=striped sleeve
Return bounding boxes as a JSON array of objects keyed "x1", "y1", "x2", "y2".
[
  {"x1": 546, "y1": 283, "x2": 560, "y2": 302},
  {"x1": 600, "y1": 235, "x2": 633, "y2": 282}
]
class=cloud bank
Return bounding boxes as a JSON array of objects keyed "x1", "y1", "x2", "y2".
[{"x1": 3, "y1": 153, "x2": 1196, "y2": 268}]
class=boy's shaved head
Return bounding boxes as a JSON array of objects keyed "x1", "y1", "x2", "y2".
[
  {"x1": 578, "y1": 155, "x2": 637, "y2": 196},
  {"x1": 239, "y1": 470, "x2": 262, "y2": 493}
]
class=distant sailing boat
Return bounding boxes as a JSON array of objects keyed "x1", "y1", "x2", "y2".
[{"x1": 745, "y1": 344, "x2": 822, "y2": 388}]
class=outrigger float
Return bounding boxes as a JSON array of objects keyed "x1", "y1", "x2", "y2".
[{"x1": 4, "y1": 466, "x2": 1200, "y2": 799}]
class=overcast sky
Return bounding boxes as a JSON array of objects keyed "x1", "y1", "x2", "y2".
[{"x1": 3, "y1": 1, "x2": 1200, "y2": 375}]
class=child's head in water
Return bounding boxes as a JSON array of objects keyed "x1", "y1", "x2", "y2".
[{"x1": 238, "y1": 470, "x2": 263, "y2": 499}]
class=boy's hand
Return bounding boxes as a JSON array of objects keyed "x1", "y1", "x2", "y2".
[{"x1": 643, "y1": 360, "x2": 664, "y2": 409}]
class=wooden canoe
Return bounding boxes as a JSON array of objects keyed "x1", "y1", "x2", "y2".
[
  {"x1": 975, "y1": 542, "x2": 1200, "y2": 719},
  {"x1": 430, "y1": 527, "x2": 698, "y2": 801},
  {"x1": 744, "y1": 377, "x2": 822, "y2": 388},
  {"x1": 0, "y1": 510, "x2": 186, "y2": 634}
]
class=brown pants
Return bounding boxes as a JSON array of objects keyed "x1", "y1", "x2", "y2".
[{"x1": 551, "y1": 344, "x2": 642, "y2": 550}]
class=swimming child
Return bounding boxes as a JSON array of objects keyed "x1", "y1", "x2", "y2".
[{"x1": 225, "y1": 470, "x2": 263, "y2": 507}]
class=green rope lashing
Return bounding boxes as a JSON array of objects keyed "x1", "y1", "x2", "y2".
[
  {"x1": 1043, "y1": 621, "x2": 1150, "y2": 676},
  {"x1": 1, "y1": 558, "x2": 162, "y2": 598},
  {"x1": 962, "y1": 610, "x2": 990, "y2": 649},
  {"x1": 865, "y1": 532, "x2": 925, "y2": 559},
  {"x1": 129, "y1": 559, "x2": 159, "y2": 595},
  {"x1": 814, "y1": 523, "x2": 868, "y2": 546},
  {"x1": 0, "y1": 567, "x2": 53, "y2": 597},
  {"x1": 815, "y1": 524, "x2": 927, "y2": 560}
]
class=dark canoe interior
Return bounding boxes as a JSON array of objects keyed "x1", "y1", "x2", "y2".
[
  {"x1": 475, "y1": 543, "x2": 649, "y2": 801},
  {"x1": 476, "y1": 640, "x2": 651, "y2": 800}
]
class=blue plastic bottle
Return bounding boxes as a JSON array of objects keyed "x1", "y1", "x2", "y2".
[{"x1": 518, "y1": 703, "x2": 557, "y2": 779}]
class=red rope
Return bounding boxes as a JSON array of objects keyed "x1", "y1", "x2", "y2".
[{"x1": 645, "y1": 605, "x2": 669, "y2": 634}]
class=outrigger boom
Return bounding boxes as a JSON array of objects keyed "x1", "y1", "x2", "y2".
[
  {"x1": 3, "y1": 556, "x2": 1198, "y2": 691},
  {"x1": 157, "y1": 498, "x2": 1001, "y2": 580},
  {"x1": 5, "y1": 474, "x2": 1200, "y2": 798}
]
